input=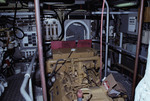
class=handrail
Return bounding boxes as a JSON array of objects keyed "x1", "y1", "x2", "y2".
[{"x1": 104, "y1": 0, "x2": 109, "y2": 77}]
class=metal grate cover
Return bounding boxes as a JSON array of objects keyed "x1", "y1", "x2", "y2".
[{"x1": 0, "y1": 73, "x2": 25, "y2": 101}]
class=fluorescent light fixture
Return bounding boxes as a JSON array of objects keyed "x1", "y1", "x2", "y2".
[
  {"x1": 43, "y1": 2, "x2": 74, "y2": 6},
  {"x1": 43, "y1": 2, "x2": 64, "y2": 5},
  {"x1": 115, "y1": 2, "x2": 137, "y2": 7},
  {"x1": 0, "y1": 0, "x2": 6, "y2": 3}
]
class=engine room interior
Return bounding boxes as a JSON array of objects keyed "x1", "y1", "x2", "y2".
[{"x1": 0, "y1": 0, "x2": 150, "y2": 101}]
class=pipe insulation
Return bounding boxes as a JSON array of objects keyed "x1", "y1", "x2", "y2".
[{"x1": 20, "y1": 50, "x2": 37, "y2": 101}]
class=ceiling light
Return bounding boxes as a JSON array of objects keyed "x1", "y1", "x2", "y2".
[
  {"x1": 0, "y1": 0, "x2": 6, "y2": 3},
  {"x1": 115, "y1": 1, "x2": 137, "y2": 7}
]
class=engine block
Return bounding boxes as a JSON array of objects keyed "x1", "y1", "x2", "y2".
[{"x1": 46, "y1": 48, "x2": 113, "y2": 101}]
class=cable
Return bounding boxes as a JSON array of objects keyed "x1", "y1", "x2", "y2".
[
  {"x1": 11, "y1": 1, "x2": 25, "y2": 39},
  {"x1": 51, "y1": 59, "x2": 65, "y2": 75},
  {"x1": 53, "y1": 8, "x2": 84, "y2": 40},
  {"x1": 47, "y1": 50, "x2": 74, "y2": 87},
  {"x1": 48, "y1": 50, "x2": 74, "y2": 76},
  {"x1": 13, "y1": 1, "x2": 18, "y2": 36},
  {"x1": 9, "y1": 27, "x2": 25, "y2": 39},
  {"x1": 10, "y1": 1, "x2": 25, "y2": 39},
  {"x1": 55, "y1": 50, "x2": 73, "y2": 73},
  {"x1": 83, "y1": 66, "x2": 99, "y2": 86},
  {"x1": 83, "y1": 65, "x2": 91, "y2": 84}
]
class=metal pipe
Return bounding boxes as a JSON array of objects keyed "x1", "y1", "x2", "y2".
[
  {"x1": 104, "y1": 0, "x2": 109, "y2": 77},
  {"x1": 20, "y1": 76, "x2": 32, "y2": 101},
  {"x1": 0, "y1": 11, "x2": 137, "y2": 16},
  {"x1": 108, "y1": 43, "x2": 147, "y2": 61},
  {"x1": 50, "y1": 92, "x2": 53, "y2": 101},
  {"x1": 26, "y1": 50, "x2": 37, "y2": 75},
  {"x1": 132, "y1": 0, "x2": 145, "y2": 100},
  {"x1": 119, "y1": 32, "x2": 123, "y2": 64},
  {"x1": 20, "y1": 50, "x2": 37, "y2": 101},
  {"x1": 92, "y1": 11, "x2": 137, "y2": 15},
  {"x1": 29, "y1": 78, "x2": 33, "y2": 101},
  {"x1": 34, "y1": 0, "x2": 47, "y2": 101},
  {"x1": 99, "y1": 0, "x2": 105, "y2": 82},
  {"x1": 92, "y1": 40, "x2": 147, "y2": 61},
  {"x1": 0, "y1": 11, "x2": 55, "y2": 16}
]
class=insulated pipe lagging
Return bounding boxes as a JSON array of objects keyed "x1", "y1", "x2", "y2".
[
  {"x1": 20, "y1": 76, "x2": 32, "y2": 101},
  {"x1": 26, "y1": 50, "x2": 37, "y2": 75},
  {"x1": 29, "y1": 78, "x2": 33, "y2": 101},
  {"x1": 104, "y1": 0, "x2": 109, "y2": 77},
  {"x1": 20, "y1": 50, "x2": 37, "y2": 101}
]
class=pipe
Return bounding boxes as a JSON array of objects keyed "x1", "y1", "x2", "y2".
[
  {"x1": 20, "y1": 50, "x2": 37, "y2": 101},
  {"x1": 92, "y1": 11, "x2": 137, "y2": 15},
  {"x1": 29, "y1": 78, "x2": 33, "y2": 101},
  {"x1": 20, "y1": 76, "x2": 32, "y2": 101},
  {"x1": 0, "y1": 11, "x2": 55, "y2": 16},
  {"x1": 104, "y1": 0, "x2": 109, "y2": 77},
  {"x1": 99, "y1": 0, "x2": 105, "y2": 82},
  {"x1": 34, "y1": 0, "x2": 48, "y2": 101},
  {"x1": 119, "y1": 32, "x2": 123, "y2": 64},
  {"x1": 0, "y1": 11, "x2": 137, "y2": 16},
  {"x1": 132, "y1": 0, "x2": 145, "y2": 100},
  {"x1": 50, "y1": 92, "x2": 53, "y2": 101},
  {"x1": 92, "y1": 39, "x2": 147, "y2": 61},
  {"x1": 108, "y1": 43, "x2": 147, "y2": 61}
]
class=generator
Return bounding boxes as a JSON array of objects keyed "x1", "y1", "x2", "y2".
[{"x1": 46, "y1": 47, "x2": 116, "y2": 101}]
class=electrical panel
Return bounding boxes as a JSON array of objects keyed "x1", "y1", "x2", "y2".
[
  {"x1": 120, "y1": 14, "x2": 138, "y2": 35},
  {"x1": 128, "y1": 16, "x2": 137, "y2": 32},
  {"x1": 20, "y1": 31, "x2": 37, "y2": 58},
  {"x1": 22, "y1": 32, "x2": 37, "y2": 47}
]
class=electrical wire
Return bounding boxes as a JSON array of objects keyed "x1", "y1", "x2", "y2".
[
  {"x1": 44, "y1": 4, "x2": 86, "y2": 41},
  {"x1": 52, "y1": 6, "x2": 85, "y2": 40},
  {"x1": 51, "y1": 59, "x2": 65, "y2": 75},
  {"x1": 55, "y1": 51, "x2": 73, "y2": 73},
  {"x1": 47, "y1": 50, "x2": 74, "y2": 87},
  {"x1": 99, "y1": 0, "x2": 105, "y2": 82},
  {"x1": 9, "y1": 27, "x2": 25, "y2": 39},
  {"x1": 83, "y1": 65, "x2": 99, "y2": 86},
  {"x1": 58, "y1": 9, "x2": 79, "y2": 40},
  {"x1": 10, "y1": 1, "x2": 25, "y2": 39},
  {"x1": 48, "y1": 50, "x2": 74, "y2": 76},
  {"x1": 83, "y1": 65, "x2": 91, "y2": 84},
  {"x1": 13, "y1": 1, "x2": 18, "y2": 36}
]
